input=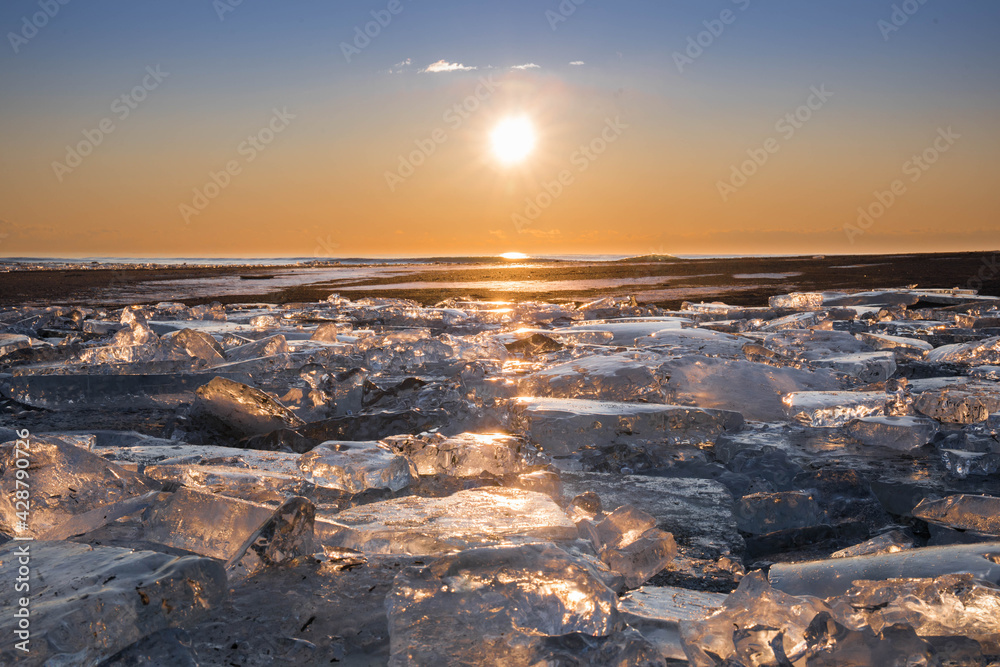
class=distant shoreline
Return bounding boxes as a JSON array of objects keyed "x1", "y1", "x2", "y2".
[{"x1": 1, "y1": 251, "x2": 998, "y2": 311}]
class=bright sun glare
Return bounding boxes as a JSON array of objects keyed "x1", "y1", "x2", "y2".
[
  {"x1": 491, "y1": 117, "x2": 535, "y2": 165},
  {"x1": 500, "y1": 252, "x2": 529, "y2": 260}
]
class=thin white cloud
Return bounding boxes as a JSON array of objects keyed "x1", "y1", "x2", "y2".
[
  {"x1": 386, "y1": 58, "x2": 413, "y2": 75},
  {"x1": 511, "y1": 63, "x2": 540, "y2": 70},
  {"x1": 569, "y1": 61, "x2": 585, "y2": 66},
  {"x1": 421, "y1": 60, "x2": 476, "y2": 73}
]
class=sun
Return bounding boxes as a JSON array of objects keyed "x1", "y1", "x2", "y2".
[
  {"x1": 491, "y1": 117, "x2": 536, "y2": 165},
  {"x1": 499, "y1": 252, "x2": 529, "y2": 260}
]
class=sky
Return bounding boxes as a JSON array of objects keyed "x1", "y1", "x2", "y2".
[{"x1": 0, "y1": 0, "x2": 998, "y2": 258}]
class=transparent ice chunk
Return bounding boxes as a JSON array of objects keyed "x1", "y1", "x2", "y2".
[
  {"x1": 381, "y1": 432, "x2": 538, "y2": 477},
  {"x1": 845, "y1": 415, "x2": 939, "y2": 452},
  {"x1": 191, "y1": 376, "x2": 305, "y2": 437},
  {"x1": 855, "y1": 332, "x2": 932, "y2": 359},
  {"x1": 318, "y1": 488, "x2": 577, "y2": 555},
  {"x1": 0, "y1": 436, "x2": 157, "y2": 537},
  {"x1": 658, "y1": 356, "x2": 840, "y2": 422},
  {"x1": 562, "y1": 472, "x2": 742, "y2": 560},
  {"x1": 926, "y1": 336, "x2": 1000, "y2": 365},
  {"x1": 298, "y1": 440, "x2": 414, "y2": 493},
  {"x1": 226, "y1": 334, "x2": 289, "y2": 362},
  {"x1": 768, "y1": 542, "x2": 1000, "y2": 597},
  {"x1": 518, "y1": 352, "x2": 664, "y2": 402},
  {"x1": 619, "y1": 586, "x2": 727, "y2": 661},
  {"x1": 913, "y1": 494, "x2": 1000, "y2": 536},
  {"x1": 769, "y1": 292, "x2": 825, "y2": 309},
  {"x1": 680, "y1": 571, "x2": 937, "y2": 667},
  {"x1": 735, "y1": 491, "x2": 824, "y2": 535},
  {"x1": 0, "y1": 541, "x2": 226, "y2": 667},
  {"x1": 831, "y1": 530, "x2": 915, "y2": 558},
  {"x1": 843, "y1": 573, "x2": 1000, "y2": 653},
  {"x1": 913, "y1": 382, "x2": 1000, "y2": 424},
  {"x1": 385, "y1": 542, "x2": 621, "y2": 666},
  {"x1": 782, "y1": 391, "x2": 891, "y2": 427},
  {"x1": 0, "y1": 332, "x2": 30, "y2": 358},
  {"x1": 512, "y1": 397, "x2": 743, "y2": 457}
]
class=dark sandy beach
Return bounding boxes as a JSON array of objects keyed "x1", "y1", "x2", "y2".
[{"x1": 2, "y1": 252, "x2": 999, "y2": 309}]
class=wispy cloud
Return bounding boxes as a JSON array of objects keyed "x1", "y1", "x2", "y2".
[
  {"x1": 386, "y1": 58, "x2": 413, "y2": 75},
  {"x1": 511, "y1": 63, "x2": 540, "y2": 70},
  {"x1": 569, "y1": 61, "x2": 585, "y2": 66},
  {"x1": 421, "y1": 60, "x2": 476, "y2": 73}
]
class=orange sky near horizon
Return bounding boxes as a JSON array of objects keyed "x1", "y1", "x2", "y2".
[{"x1": 2, "y1": 3, "x2": 998, "y2": 259}]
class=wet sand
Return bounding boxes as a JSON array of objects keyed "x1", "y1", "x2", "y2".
[{"x1": 2, "y1": 251, "x2": 998, "y2": 309}]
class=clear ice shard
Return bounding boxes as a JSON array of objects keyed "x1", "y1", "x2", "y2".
[
  {"x1": 0, "y1": 372, "x2": 250, "y2": 410},
  {"x1": 768, "y1": 292, "x2": 825, "y2": 309},
  {"x1": 512, "y1": 397, "x2": 743, "y2": 457},
  {"x1": 913, "y1": 381, "x2": 1000, "y2": 423},
  {"x1": 657, "y1": 357, "x2": 840, "y2": 422},
  {"x1": 761, "y1": 328, "x2": 873, "y2": 359},
  {"x1": 298, "y1": 440, "x2": 414, "y2": 493},
  {"x1": 926, "y1": 336, "x2": 1000, "y2": 365},
  {"x1": 155, "y1": 328, "x2": 226, "y2": 365},
  {"x1": 635, "y1": 327, "x2": 752, "y2": 357},
  {"x1": 813, "y1": 350, "x2": 897, "y2": 383},
  {"x1": 855, "y1": 331, "x2": 932, "y2": 359},
  {"x1": 552, "y1": 318, "x2": 689, "y2": 345},
  {"x1": 518, "y1": 352, "x2": 664, "y2": 402},
  {"x1": 619, "y1": 586, "x2": 727, "y2": 661},
  {"x1": 831, "y1": 529, "x2": 914, "y2": 558},
  {"x1": 318, "y1": 487, "x2": 578, "y2": 555},
  {"x1": 843, "y1": 573, "x2": 1000, "y2": 654},
  {"x1": 768, "y1": 542, "x2": 1000, "y2": 597},
  {"x1": 226, "y1": 495, "x2": 318, "y2": 578},
  {"x1": 581, "y1": 507, "x2": 679, "y2": 588},
  {"x1": 561, "y1": 472, "x2": 743, "y2": 559},
  {"x1": 190, "y1": 376, "x2": 305, "y2": 437},
  {"x1": 142, "y1": 487, "x2": 277, "y2": 560},
  {"x1": 384, "y1": 542, "x2": 622, "y2": 666},
  {"x1": 0, "y1": 436, "x2": 157, "y2": 537},
  {"x1": 844, "y1": 415, "x2": 939, "y2": 451},
  {"x1": 941, "y1": 449, "x2": 1000, "y2": 478},
  {"x1": 226, "y1": 333, "x2": 289, "y2": 362},
  {"x1": 601, "y1": 527, "x2": 677, "y2": 589},
  {"x1": 782, "y1": 390, "x2": 891, "y2": 427},
  {"x1": 680, "y1": 571, "x2": 941, "y2": 667},
  {"x1": 381, "y1": 432, "x2": 538, "y2": 477},
  {"x1": 736, "y1": 491, "x2": 824, "y2": 534},
  {"x1": 913, "y1": 494, "x2": 1000, "y2": 536},
  {"x1": 585, "y1": 505, "x2": 658, "y2": 552},
  {"x1": 0, "y1": 332, "x2": 30, "y2": 358},
  {"x1": 0, "y1": 541, "x2": 226, "y2": 667}
]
